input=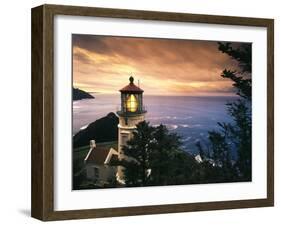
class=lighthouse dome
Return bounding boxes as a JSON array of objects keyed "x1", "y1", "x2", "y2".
[{"x1": 119, "y1": 76, "x2": 143, "y2": 93}]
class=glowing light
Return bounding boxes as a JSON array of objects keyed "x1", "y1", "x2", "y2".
[{"x1": 126, "y1": 94, "x2": 138, "y2": 112}]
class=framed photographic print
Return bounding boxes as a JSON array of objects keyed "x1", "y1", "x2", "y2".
[{"x1": 31, "y1": 4, "x2": 274, "y2": 221}]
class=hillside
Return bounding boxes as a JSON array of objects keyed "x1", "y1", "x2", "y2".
[
  {"x1": 73, "y1": 112, "x2": 118, "y2": 148},
  {"x1": 73, "y1": 87, "x2": 94, "y2": 101}
]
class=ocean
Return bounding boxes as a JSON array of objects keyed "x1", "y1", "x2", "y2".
[{"x1": 73, "y1": 94, "x2": 237, "y2": 155}]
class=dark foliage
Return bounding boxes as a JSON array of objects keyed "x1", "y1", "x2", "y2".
[
  {"x1": 226, "y1": 99, "x2": 252, "y2": 180},
  {"x1": 122, "y1": 121, "x2": 155, "y2": 186},
  {"x1": 218, "y1": 42, "x2": 252, "y2": 100},
  {"x1": 221, "y1": 69, "x2": 251, "y2": 100},
  {"x1": 218, "y1": 42, "x2": 252, "y2": 73},
  {"x1": 198, "y1": 42, "x2": 252, "y2": 181},
  {"x1": 122, "y1": 121, "x2": 209, "y2": 187}
]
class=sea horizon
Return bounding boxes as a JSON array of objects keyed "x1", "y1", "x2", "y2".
[
  {"x1": 73, "y1": 94, "x2": 238, "y2": 156},
  {"x1": 85, "y1": 92, "x2": 237, "y2": 98}
]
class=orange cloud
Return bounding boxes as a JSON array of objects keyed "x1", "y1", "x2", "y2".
[{"x1": 72, "y1": 35, "x2": 244, "y2": 96}]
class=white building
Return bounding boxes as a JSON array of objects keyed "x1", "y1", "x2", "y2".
[{"x1": 84, "y1": 140, "x2": 119, "y2": 187}]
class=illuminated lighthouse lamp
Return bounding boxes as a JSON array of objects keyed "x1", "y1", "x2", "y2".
[{"x1": 119, "y1": 76, "x2": 145, "y2": 114}]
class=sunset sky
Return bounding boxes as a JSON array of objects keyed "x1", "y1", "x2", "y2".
[{"x1": 72, "y1": 35, "x2": 242, "y2": 96}]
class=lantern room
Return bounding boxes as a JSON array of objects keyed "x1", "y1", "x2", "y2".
[{"x1": 118, "y1": 76, "x2": 146, "y2": 115}]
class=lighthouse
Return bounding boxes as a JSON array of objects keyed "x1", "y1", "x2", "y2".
[{"x1": 116, "y1": 76, "x2": 147, "y2": 183}]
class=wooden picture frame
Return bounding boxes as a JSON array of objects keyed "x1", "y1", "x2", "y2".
[{"x1": 31, "y1": 4, "x2": 274, "y2": 221}]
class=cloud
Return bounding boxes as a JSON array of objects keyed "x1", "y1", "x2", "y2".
[{"x1": 72, "y1": 34, "x2": 247, "y2": 96}]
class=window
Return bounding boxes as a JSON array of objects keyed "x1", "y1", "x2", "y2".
[
  {"x1": 122, "y1": 134, "x2": 129, "y2": 145},
  {"x1": 126, "y1": 94, "x2": 138, "y2": 112},
  {"x1": 94, "y1": 167, "x2": 99, "y2": 179}
]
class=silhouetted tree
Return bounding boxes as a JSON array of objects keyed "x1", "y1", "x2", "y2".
[
  {"x1": 226, "y1": 99, "x2": 251, "y2": 180},
  {"x1": 149, "y1": 124, "x2": 182, "y2": 185},
  {"x1": 209, "y1": 131, "x2": 230, "y2": 167},
  {"x1": 122, "y1": 121, "x2": 154, "y2": 186},
  {"x1": 199, "y1": 42, "x2": 252, "y2": 181},
  {"x1": 122, "y1": 121, "x2": 200, "y2": 186}
]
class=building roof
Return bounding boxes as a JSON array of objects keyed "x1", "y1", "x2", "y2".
[
  {"x1": 85, "y1": 146, "x2": 119, "y2": 165},
  {"x1": 85, "y1": 147, "x2": 109, "y2": 165},
  {"x1": 119, "y1": 76, "x2": 143, "y2": 93}
]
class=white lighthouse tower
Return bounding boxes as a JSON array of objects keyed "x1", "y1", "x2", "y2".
[{"x1": 116, "y1": 76, "x2": 147, "y2": 183}]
